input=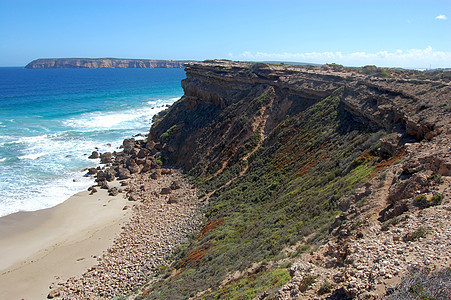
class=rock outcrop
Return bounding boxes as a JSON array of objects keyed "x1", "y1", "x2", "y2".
[
  {"x1": 149, "y1": 60, "x2": 450, "y2": 172},
  {"x1": 25, "y1": 58, "x2": 190, "y2": 69}
]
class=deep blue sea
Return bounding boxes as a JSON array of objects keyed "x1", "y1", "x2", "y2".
[{"x1": 0, "y1": 67, "x2": 186, "y2": 217}]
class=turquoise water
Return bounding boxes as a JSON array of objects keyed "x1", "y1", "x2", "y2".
[{"x1": 0, "y1": 67, "x2": 186, "y2": 217}]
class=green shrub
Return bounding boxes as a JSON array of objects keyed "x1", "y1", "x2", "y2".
[
  {"x1": 299, "y1": 275, "x2": 318, "y2": 292},
  {"x1": 403, "y1": 227, "x2": 429, "y2": 242},
  {"x1": 318, "y1": 281, "x2": 332, "y2": 295},
  {"x1": 386, "y1": 267, "x2": 450, "y2": 299},
  {"x1": 414, "y1": 194, "x2": 442, "y2": 209}
]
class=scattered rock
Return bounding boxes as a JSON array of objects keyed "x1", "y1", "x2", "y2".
[
  {"x1": 137, "y1": 148, "x2": 150, "y2": 159},
  {"x1": 99, "y1": 180, "x2": 109, "y2": 190},
  {"x1": 160, "y1": 187, "x2": 171, "y2": 195},
  {"x1": 161, "y1": 168, "x2": 173, "y2": 175},
  {"x1": 117, "y1": 167, "x2": 131, "y2": 180},
  {"x1": 128, "y1": 192, "x2": 139, "y2": 201},
  {"x1": 122, "y1": 139, "x2": 136, "y2": 154},
  {"x1": 47, "y1": 287, "x2": 62, "y2": 299},
  {"x1": 150, "y1": 170, "x2": 161, "y2": 180},
  {"x1": 108, "y1": 187, "x2": 119, "y2": 196},
  {"x1": 88, "y1": 151, "x2": 99, "y2": 159},
  {"x1": 104, "y1": 168, "x2": 115, "y2": 182},
  {"x1": 167, "y1": 196, "x2": 178, "y2": 204},
  {"x1": 170, "y1": 181, "x2": 181, "y2": 190},
  {"x1": 100, "y1": 152, "x2": 113, "y2": 164},
  {"x1": 87, "y1": 167, "x2": 97, "y2": 175}
]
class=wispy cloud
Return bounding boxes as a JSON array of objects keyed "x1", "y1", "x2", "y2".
[
  {"x1": 436, "y1": 14, "x2": 447, "y2": 20},
  {"x1": 229, "y1": 47, "x2": 451, "y2": 68}
]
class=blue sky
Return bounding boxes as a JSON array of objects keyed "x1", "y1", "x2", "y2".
[{"x1": 0, "y1": 0, "x2": 450, "y2": 68}]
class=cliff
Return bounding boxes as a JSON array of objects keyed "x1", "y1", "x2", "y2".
[
  {"x1": 66, "y1": 61, "x2": 450, "y2": 299},
  {"x1": 24, "y1": 58, "x2": 189, "y2": 69},
  {"x1": 141, "y1": 61, "x2": 451, "y2": 299}
]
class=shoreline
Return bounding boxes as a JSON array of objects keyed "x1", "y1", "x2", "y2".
[{"x1": 0, "y1": 180, "x2": 132, "y2": 299}]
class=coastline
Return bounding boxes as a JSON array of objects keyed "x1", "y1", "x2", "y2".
[{"x1": 0, "y1": 180, "x2": 131, "y2": 299}]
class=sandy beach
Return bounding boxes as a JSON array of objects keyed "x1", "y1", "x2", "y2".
[{"x1": 0, "y1": 181, "x2": 131, "y2": 299}]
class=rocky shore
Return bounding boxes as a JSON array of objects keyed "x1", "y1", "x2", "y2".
[{"x1": 48, "y1": 138, "x2": 202, "y2": 299}]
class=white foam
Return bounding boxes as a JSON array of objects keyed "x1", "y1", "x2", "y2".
[
  {"x1": 63, "y1": 105, "x2": 166, "y2": 131},
  {"x1": 10, "y1": 134, "x2": 50, "y2": 144},
  {"x1": 0, "y1": 171, "x2": 94, "y2": 217},
  {"x1": 18, "y1": 152, "x2": 48, "y2": 160},
  {"x1": 0, "y1": 158, "x2": 5, "y2": 162}
]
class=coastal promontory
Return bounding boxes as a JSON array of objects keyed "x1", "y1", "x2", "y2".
[{"x1": 25, "y1": 58, "x2": 189, "y2": 69}]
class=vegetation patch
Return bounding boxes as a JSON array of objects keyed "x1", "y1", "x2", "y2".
[
  {"x1": 386, "y1": 267, "x2": 451, "y2": 300},
  {"x1": 414, "y1": 193, "x2": 442, "y2": 209},
  {"x1": 201, "y1": 268, "x2": 291, "y2": 300},
  {"x1": 403, "y1": 227, "x2": 430, "y2": 242},
  {"x1": 143, "y1": 87, "x2": 384, "y2": 299}
]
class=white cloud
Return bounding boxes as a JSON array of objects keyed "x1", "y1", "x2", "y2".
[
  {"x1": 436, "y1": 14, "x2": 447, "y2": 20},
  {"x1": 229, "y1": 46, "x2": 451, "y2": 68}
]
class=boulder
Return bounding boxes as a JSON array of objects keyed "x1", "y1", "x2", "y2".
[
  {"x1": 388, "y1": 172, "x2": 429, "y2": 202},
  {"x1": 88, "y1": 186, "x2": 97, "y2": 195},
  {"x1": 130, "y1": 147, "x2": 140, "y2": 158},
  {"x1": 117, "y1": 167, "x2": 131, "y2": 180},
  {"x1": 170, "y1": 181, "x2": 181, "y2": 190},
  {"x1": 88, "y1": 151, "x2": 99, "y2": 159},
  {"x1": 161, "y1": 168, "x2": 173, "y2": 175},
  {"x1": 150, "y1": 170, "x2": 161, "y2": 180},
  {"x1": 128, "y1": 164, "x2": 140, "y2": 174},
  {"x1": 126, "y1": 158, "x2": 140, "y2": 174},
  {"x1": 104, "y1": 168, "x2": 115, "y2": 182},
  {"x1": 160, "y1": 187, "x2": 172, "y2": 195},
  {"x1": 167, "y1": 195, "x2": 178, "y2": 204},
  {"x1": 122, "y1": 138, "x2": 136, "y2": 154},
  {"x1": 137, "y1": 148, "x2": 150, "y2": 159},
  {"x1": 128, "y1": 192, "x2": 139, "y2": 201},
  {"x1": 99, "y1": 180, "x2": 109, "y2": 190},
  {"x1": 108, "y1": 187, "x2": 119, "y2": 196},
  {"x1": 100, "y1": 152, "x2": 113, "y2": 164},
  {"x1": 96, "y1": 170, "x2": 106, "y2": 182},
  {"x1": 87, "y1": 167, "x2": 97, "y2": 175},
  {"x1": 47, "y1": 287, "x2": 62, "y2": 299},
  {"x1": 141, "y1": 159, "x2": 155, "y2": 173}
]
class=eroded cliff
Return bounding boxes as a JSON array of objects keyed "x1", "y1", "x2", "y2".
[
  {"x1": 25, "y1": 58, "x2": 189, "y2": 68},
  {"x1": 140, "y1": 61, "x2": 450, "y2": 299}
]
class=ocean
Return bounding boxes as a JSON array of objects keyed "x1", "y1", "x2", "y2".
[{"x1": 0, "y1": 67, "x2": 186, "y2": 217}]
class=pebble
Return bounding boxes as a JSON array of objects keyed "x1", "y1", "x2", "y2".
[{"x1": 53, "y1": 171, "x2": 202, "y2": 299}]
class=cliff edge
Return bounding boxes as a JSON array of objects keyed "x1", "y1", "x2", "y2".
[{"x1": 25, "y1": 58, "x2": 189, "y2": 69}]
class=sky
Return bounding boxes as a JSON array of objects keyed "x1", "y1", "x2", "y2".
[{"x1": 0, "y1": 0, "x2": 450, "y2": 68}]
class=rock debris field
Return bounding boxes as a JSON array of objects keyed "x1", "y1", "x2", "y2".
[{"x1": 49, "y1": 171, "x2": 202, "y2": 299}]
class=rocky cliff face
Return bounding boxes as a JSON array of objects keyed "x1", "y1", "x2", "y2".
[
  {"x1": 86, "y1": 60, "x2": 450, "y2": 299},
  {"x1": 150, "y1": 61, "x2": 450, "y2": 172},
  {"x1": 25, "y1": 58, "x2": 188, "y2": 69}
]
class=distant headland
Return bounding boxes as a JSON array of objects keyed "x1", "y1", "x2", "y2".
[{"x1": 25, "y1": 58, "x2": 191, "y2": 69}]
